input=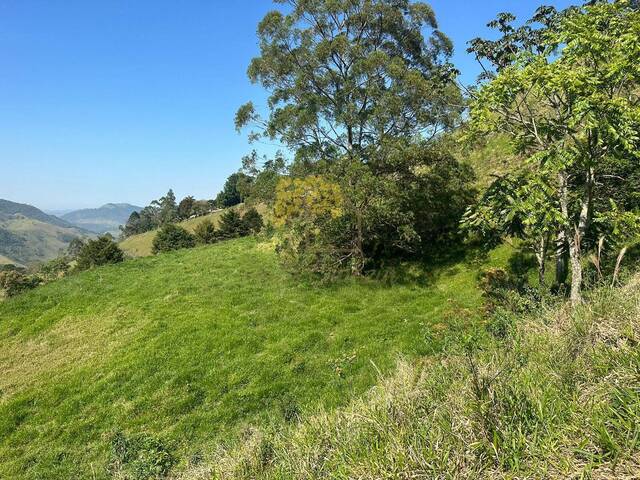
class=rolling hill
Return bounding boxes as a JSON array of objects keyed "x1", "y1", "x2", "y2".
[
  {"x1": 0, "y1": 199, "x2": 91, "y2": 266},
  {"x1": 62, "y1": 203, "x2": 142, "y2": 235},
  {"x1": 0, "y1": 236, "x2": 511, "y2": 479}
]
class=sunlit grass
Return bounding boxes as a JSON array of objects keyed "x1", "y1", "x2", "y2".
[{"x1": 0, "y1": 237, "x2": 510, "y2": 478}]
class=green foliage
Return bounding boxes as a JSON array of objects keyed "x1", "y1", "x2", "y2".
[
  {"x1": 0, "y1": 270, "x2": 41, "y2": 297},
  {"x1": 121, "y1": 190, "x2": 184, "y2": 238},
  {"x1": 241, "y1": 207, "x2": 264, "y2": 234},
  {"x1": 66, "y1": 237, "x2": 85, "y2": 258},
  {"x1": 467, "y1": 1, "x2": 640, "y2": 304},
  {"x1": 217, "y1": 209, "x2": 246, "y2": 239},
  {"x1": 215, "y1": 173, "x2": 252, "y2": 208},
  {"x1": 177, "y1": 195, "x2": 196, "y2": 220},
  {"x1": 38, "y1": 256, "x2": 71, "y2": 282},
  {"x1": 273, "y1": 143, "x2": 476, "y2": 276},
  {"x1": 151, "y1": 224, "x2": 196, "y2": 254},
  {"x1": 76, "y1": 236, "x2": 125, "y2": 271},
  {"x1": 156, "y1": 189, "x2": 178, "y2": 226},
  {"x1": 193, "y1": 219, "x2": 218, "y2": 245},
  {"x1": 240, "y1": 150, "x2": 288, "y2": 204},
  {"x1": 236, "y1": 0, "x2": 461, "y2": 161},
  {"x1": 236, "y1": 0, "x2": 468, "y2": 277}
]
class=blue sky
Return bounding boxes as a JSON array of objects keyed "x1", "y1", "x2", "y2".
[{"x1": 0, "y1": 0, "x2": 575, "y2": 210}]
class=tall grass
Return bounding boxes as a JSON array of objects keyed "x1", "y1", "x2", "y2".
[{"x1": 194, "y1": 280, "x2": 640, "y2": 479}]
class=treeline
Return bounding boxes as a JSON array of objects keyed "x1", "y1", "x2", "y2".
[
  {"x1": 119, "y1": 165, "x2": 277, "y2": 239},
  {"x1": 120, "y1": 190, "x2": 215, "y2": 238}
]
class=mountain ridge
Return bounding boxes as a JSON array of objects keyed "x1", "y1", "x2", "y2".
[
  {"x1": 62, "y1": 203, "x2": 142, "y2": 235},
  {"x1": 0, "y1": 199, "x2": 90, "y2": 265}
]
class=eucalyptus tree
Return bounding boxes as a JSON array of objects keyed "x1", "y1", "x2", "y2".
[
  {"x1": 236, "y1": 0, "x2": 465, "y2": 273},
  {"x1": 467, "y1": 1, "x2": 640, "y2": 305}
]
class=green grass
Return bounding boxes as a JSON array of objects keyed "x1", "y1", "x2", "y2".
[
  {"x1": 0, "y1": 237, "x2": 510, "y2": 479},
  {"x1": 203, "y1": 277, "x2": 640, "y2": 480}
]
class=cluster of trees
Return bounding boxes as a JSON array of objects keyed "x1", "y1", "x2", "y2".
[
  {"x1": 233, "y1": 0, "x2": 640, "y2": 305},
  {"x1": 121, "y1": 190, "x2": 214, "y2": 238},
  {"x1": 462, "y1": 1, "x2": 640, "y2": 305},
  {"x1": 0, "y1": 235, "x2": 125, "y2": 297},
  {"x1": 236, "y1": 0, "x2": 474, "y2": 276},
  {"x1": 152, "y1": 207, "x2": 264, "y2": 254}
]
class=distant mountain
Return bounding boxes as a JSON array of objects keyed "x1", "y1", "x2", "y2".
[
  {"x1": 62, "y1": 203, "x2": 142, "y2": 235},
  {"x1": 0, "y1": 199, "x2": 90, "y2": 266},
  {"x1": 0, "y1": 199, "x2": 74, "y2": 228}
]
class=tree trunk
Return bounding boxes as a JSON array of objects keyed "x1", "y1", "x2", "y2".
[
  {"x1": 352, "y1": 205, "x2": 365, "y2": 276},
  {"x1": 555, "y1": 230, "x2": 569, "y2": 287},
  {"x1": 535, "y1": 235, "x2": 548, "y2": 289},
  {"x1": 561, "y1": 166, "x2": 594, "y2": 307},
  {"x1": 568, "y1": 233, "x2": 583, "y2": 306}
]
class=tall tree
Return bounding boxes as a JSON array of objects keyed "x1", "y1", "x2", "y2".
[
  {"x1": 236, "y1": 0, "x2": 465, "y2": 274},
  {"x1": 156, "y1": 189, "x2": 178, "y2": 225},
  {"x1": 236, "y1": 0, "x2": 461, "y2": 163},
  {"x1": 215, "y1": 173, "x2": 252, "y2": 208},
  {"x1": 467, "y1": 1, "x2": 640, "y2": 305},
  {"x1": 177, "y1": 196, "x2": 196, "y2": 220}
]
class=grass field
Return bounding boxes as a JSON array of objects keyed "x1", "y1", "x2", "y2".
[
  {"x1": 204, "y1": 278, "x2": 640, "y2": 479},
  {"x1": 0, "y1": 236, "x2": 510, "y2": 479}
]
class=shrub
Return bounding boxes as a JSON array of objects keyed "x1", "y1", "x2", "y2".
[
  {"x1": 217, "y1": 210, "x2": 245, "y2": 239},
  {"x1": 66, "y1": 238, "x2": 86, "y2": 258},
  {"x1": 39, "y1": 257, "x2": 70, "y2": 281},
  {"x1": 0, "y1": 270, "x2": 41, "y2": 297},
  {"x1": 152, "y1": 224, "x2": 196, "y2": 254},
  {"x1": 76, "y1": 236, "x2": 125, "y2": 271},
  {"x1": 241, "y1": 207, "x2": 264, "y2": 234},
  {"x1": 193, "y1": 220, "x2": 218, "y2": 245}
]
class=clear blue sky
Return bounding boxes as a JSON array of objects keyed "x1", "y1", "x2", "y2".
[{"x1": 0, "y1": 0, "x2": 575, "y2": 211}]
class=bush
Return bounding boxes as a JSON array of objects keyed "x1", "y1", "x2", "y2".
[
  {"x1": 217, "y1": 210, "x2": 245, "y2": 239},
  {"x1": 152, "y1": 224, "x2": 196, "y2": 254},
  {"x1": 0, "y1": 270, "x2": 41, "y2": 297},
  {"x1": 76, "y1": 236, "x2": 125, "y2": 271},
  {"x1": 39, "y1": 257, "x2": 70, "y2": 281},
  {"x1": 241, "y1": 207, "x2": 264, "y2": 234},
  {"x1": 193, "y1": 220, "x2": 218, "y2": 245}
]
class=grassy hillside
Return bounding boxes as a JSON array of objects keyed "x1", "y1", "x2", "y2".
[
  {"x1": 0, "y1": 237, "x2": 510, "y2": 479},
  {"x1": 0, "y1": 254, "x2": 22, "y2": 267},
  {"x1": 200, "y1": 278, "x2": 640, "y2": 480},
  {"x1": 0, "y1": 199, "x2": 91, "y2": 266},
  {"x1": 119, "y1": 205, "x2": 259, "y2": 257},
  {"x1": 0, "y1": 217, "x2": 89, "y2": 266}
]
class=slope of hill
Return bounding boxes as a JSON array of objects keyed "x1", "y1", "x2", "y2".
[
  {"x1": 62, "y1": 203, "x2": 142, "y2": 235},
  {"x1": 0, "y1": 237, "x2": 511, "y2": 479},
  {"x1": 0, "y1": 199, "x2": 90, "y2": 265},
  {"x1": 203, "y1": 278, "x2": 640, "y2": 479}
]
